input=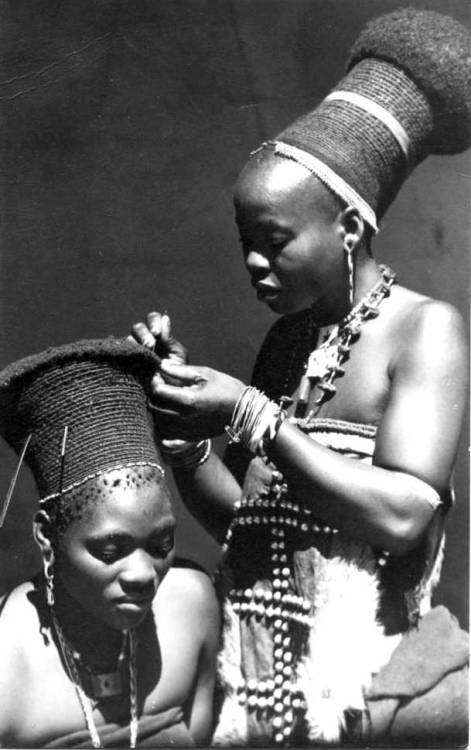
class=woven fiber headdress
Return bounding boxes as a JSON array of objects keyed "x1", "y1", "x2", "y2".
[
  {"x1": 256, "y1": 9, "x2": 470, "y2": 232},
  {"x1": 0, "y1": 338, "x2": 163, "y2": 514}
]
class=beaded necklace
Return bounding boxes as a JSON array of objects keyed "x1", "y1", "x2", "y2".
[
  {"x1": 52, "y1": 612, "x2": 139, "y2": 748},
  {"x1": 295, "y1": 264, "x2": 396, "y2": 418}
]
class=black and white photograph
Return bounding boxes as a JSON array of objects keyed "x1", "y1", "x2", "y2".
[{"x1": 0, "y1": 1, "x2": 469, "y2": 747}]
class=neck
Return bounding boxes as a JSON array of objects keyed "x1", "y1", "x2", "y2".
[
  {"x1": 351, "y1": 256, "x2": 382, "y2": 306},
  {"x1": 311, "y1": 256, "x2": 381, "y2": 326},
  {"x1": 52, "y1": 584, "x2": 125, "y2": 670}
]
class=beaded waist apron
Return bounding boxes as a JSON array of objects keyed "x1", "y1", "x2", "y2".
[{"x1": 213, "y1": 419, "x2": 445, "y2": 746}]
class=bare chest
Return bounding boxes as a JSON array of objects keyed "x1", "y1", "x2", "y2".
[
  {"x1": 287, "y1": 324, "x2": 392, "y2": 426},
  {"x1": 9, "y1": 617, "x2": 199, "y2": 747}
]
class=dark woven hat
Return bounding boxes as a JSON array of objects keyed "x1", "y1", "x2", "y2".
[
  {"x1": 0, "y1": 338, "x2": 163, "y2": 503},
  {"x1": 256, "y1": 8, "x2": 471, "y2": 231}
]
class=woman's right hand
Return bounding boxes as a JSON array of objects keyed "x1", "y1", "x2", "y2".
[{"x1": 128, "y1": 311, "x2": 188, "y2": 365}]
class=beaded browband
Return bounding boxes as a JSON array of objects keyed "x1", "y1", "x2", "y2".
[{"x1": 39, "y1": 460, "x2": 165, "y2": 505}]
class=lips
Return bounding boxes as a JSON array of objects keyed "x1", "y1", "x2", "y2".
[
  {"x1": 255, "y1": 282, "x2": 281, "y2": 300},
  {"x1": 115, "y1": 594, "x2": 154, "y2": 607}
]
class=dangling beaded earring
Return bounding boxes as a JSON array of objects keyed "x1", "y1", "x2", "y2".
[
  {"x1": 43, "y1": 552, "x2": 55, "y2": 608},
  {"x1": 344, "y1": 239, "x2": 355, "y2": 307}
]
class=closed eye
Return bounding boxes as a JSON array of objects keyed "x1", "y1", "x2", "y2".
[
  {"x1": 147, "y1": 531, "x2": 175, "y2": 559},
  {"x1": 271, "y1": 239, "x2": 287, "y2": 251},
  {"x1": 89, "y1": 541, "x2": 128, "y2": 564}
]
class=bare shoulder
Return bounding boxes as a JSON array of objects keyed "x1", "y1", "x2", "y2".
[
  {"x1": 0, "y1": 581, "x2": 44, "y2": 668},
  {"x1": 0, "y1": 581, "x2": 37, "y2": 638},
  {"x1": 388, "y1": 285, "x2": 464, "y2": 328},
  {"x1": 155, "y1": 563, "x2": 219, "y2": 626},
  {"x1": 387, "y1": 286, "x2": 467, "y2": 369},
  {"x1": 0, "y1": 583, "x2": 38, "y2": 732}
]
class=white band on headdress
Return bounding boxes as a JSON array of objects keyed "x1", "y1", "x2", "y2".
[
  {"x1": 270, "y1": 140, "x2": 378, "y2": 232},
  {"x1": 325, "y1": 91, "x2": 410, "y2": 158}
]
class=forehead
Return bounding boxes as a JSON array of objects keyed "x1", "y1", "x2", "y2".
[
  {"x1": 64, "y1": 467, "x2": 174, "y2": 538},
  {"x1": 234, "y1": 154, "x2": 334, "y2": 223}
]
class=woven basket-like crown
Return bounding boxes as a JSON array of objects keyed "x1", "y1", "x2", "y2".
[{"x1": 0, "y1": 338, "x2": 162, "y2": 500}]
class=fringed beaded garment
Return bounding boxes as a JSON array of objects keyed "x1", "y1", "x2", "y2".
[
  {"x1": 213, "y1": 418, "x2": 447, "y2": 746},
  {"x1": 213, "y1": 314, "x2": 448, "y2": 747}
]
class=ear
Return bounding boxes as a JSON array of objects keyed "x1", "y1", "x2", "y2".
[
  {"x1": 33, "y1": 510, "x2": 55, "y2": 558},
  {"x1": 339, "y1": 206, "x2": 364, "y2": 250}
]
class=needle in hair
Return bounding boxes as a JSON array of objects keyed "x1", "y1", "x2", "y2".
[
  {"x1": 58, "y1": 425, "x2": 68, "y2": 497},
  {"x1": 0, "y1": 433, "x2": 32, "y2": 528}
]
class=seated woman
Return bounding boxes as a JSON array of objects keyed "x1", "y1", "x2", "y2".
[
  {"x1": 0, "y1": 338, "x2": 219, "y2": 748},
  {"x1": 130, "y1": 8, "x2": 469, "y2": 748}
]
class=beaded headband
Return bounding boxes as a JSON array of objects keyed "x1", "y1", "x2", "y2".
[
  {"x1": 266, "y1": 140, "x2": 378, "y2": 232},
  {"x1": 0, "y1": 338, "x2": 164, "y2": 519}
]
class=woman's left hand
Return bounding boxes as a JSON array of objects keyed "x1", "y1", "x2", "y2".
[{"x1": 150, "y1": 359, "x2": 246, "y2": 440}]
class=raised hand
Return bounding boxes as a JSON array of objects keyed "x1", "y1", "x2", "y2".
[
  {"x1": 149, "y1": 360, "x2": 246, "y2": 441},
  {"x1": 128, "y1": 311, "x2": 188, "y2": 365}
]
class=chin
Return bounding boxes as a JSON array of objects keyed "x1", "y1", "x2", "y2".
[
  {"x1": 264, "y1": 296, "x2": 291, "y2": 315},
  {"x1": 267, "y1": 298, "x2": 305, "y2": 316},
  {"x1": 109, "y1": 601, "x2": 154, "y2": 630}
]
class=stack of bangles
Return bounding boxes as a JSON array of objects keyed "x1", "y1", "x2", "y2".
[
  {"x1": 225, "y1": 386, "x2": 288, "y2": 456},
  {"x1": 158, "y1": 387, "x2": 287, "y2": 469},
  {"x1": 159, "y1": 438, "x2": 212, "y2": 470}
]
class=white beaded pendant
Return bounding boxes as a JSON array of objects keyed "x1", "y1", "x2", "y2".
[{"x1": 304, "y1": 344, "x2": 339, "y2": 380}]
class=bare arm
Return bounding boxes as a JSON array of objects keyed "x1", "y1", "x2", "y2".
[
  {"x1": 262, "y1": 301, "x2": 467, "y2": 553},
  {"x1": 150, "y1": 301, "x2": 467, "y2": 555},
  {"x1": 182, "y1": 571, "x2": 220, "y2": 745},
  {"x1": 172, "y1": 451, "x2": 241, "y2": 542}
]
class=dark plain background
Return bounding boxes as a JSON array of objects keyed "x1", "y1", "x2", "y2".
[{"x1": 0, "y1": 0, "x2": 469, "y2": 628}]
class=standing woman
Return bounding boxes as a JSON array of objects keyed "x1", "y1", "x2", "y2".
[{"x1": 132, "y1": 9, "x2": 469, "y2": 746}]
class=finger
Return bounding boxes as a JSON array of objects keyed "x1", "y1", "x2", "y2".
[
  {"x1": 160, "y1": 314, "x2": 171, "y2": 343},
  {"x1": 126, "y1": 335, "x2": 138, "y2": 346},
  {"x1": 150, "y1": 371, "x2": 165, "y2": 389},
  {"x1": 150, "y1": 379, "x2": 196, "y2": 408},
  {"x1": 166, "y1": 336, "x2": 188, "y2": 364},
  {"x1": 148, "y1": 404, "x2": 185, "y2": 421},
  {"x1": 147, "y1": 311, "x2": 164, "y2": 338},
  {"x1": 159, "y1": 360, "x2": 207, "y2": 384},
  {"x1": 132, "y1": 322, "x2": 156, "y2": 349}
]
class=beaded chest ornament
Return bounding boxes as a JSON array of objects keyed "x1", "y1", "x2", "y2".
[{"x1": 297, "y1": 264, "x2": 396, "y2": 416}]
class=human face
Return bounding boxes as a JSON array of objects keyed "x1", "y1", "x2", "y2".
[
  {"x1": 55, "y1": 469, "x2": 176, "y2": 631},
  {"x1": 234, "y1": 155, "x2": 345, "y2": 317}
]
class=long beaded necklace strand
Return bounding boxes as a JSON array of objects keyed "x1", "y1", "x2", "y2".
[
  {"x1": 67, "y1": 630, "x2": 128, "y2": 699},
  {"x1": 295, "y1": 264, "x2": 396, "y2": 418},
  {"x1": 224, "y1": 264, "x2": 397, "y2": 746},
  {"x1": 52, "y1": 612, "x2": 139, "y2": 748}
]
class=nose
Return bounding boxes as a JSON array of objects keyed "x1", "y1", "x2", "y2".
[
  {"x1": 118, "y1": 549, "x2": 158, "y2": 593},
  {"x1": 245, "y1": 247, "x2": 270, "y2": 280}
]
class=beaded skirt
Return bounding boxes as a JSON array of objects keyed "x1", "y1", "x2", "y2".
[{"x1": 212, "y1": 419, "x2": 446, "y2": 746}]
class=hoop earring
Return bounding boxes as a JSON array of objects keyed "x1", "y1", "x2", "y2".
[
  {"x1": 43, "y1": 553, "x2": 55, "y2": 608},
  {"x1": 344, "y1": 240, "x2": 355, "y2": 307}
]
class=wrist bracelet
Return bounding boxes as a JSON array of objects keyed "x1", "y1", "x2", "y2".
[
  {"x1": 160, "y1": 438, "x2": 212, "y2": 469},
  {"x1": 225, "y1": 386, "x2": 287, "y2": 456}
]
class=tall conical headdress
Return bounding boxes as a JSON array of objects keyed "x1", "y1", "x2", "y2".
[
  {"x1": 0, "y1": 338, "x2": 163, "y2": 515},
  {"x1": 255, "y1": 9, "x2": 471, "y2": 231}
]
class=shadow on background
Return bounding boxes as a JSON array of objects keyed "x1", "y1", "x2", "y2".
[{"x1": 0, "y1": 0, "x2": 469, "y2": 627}]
